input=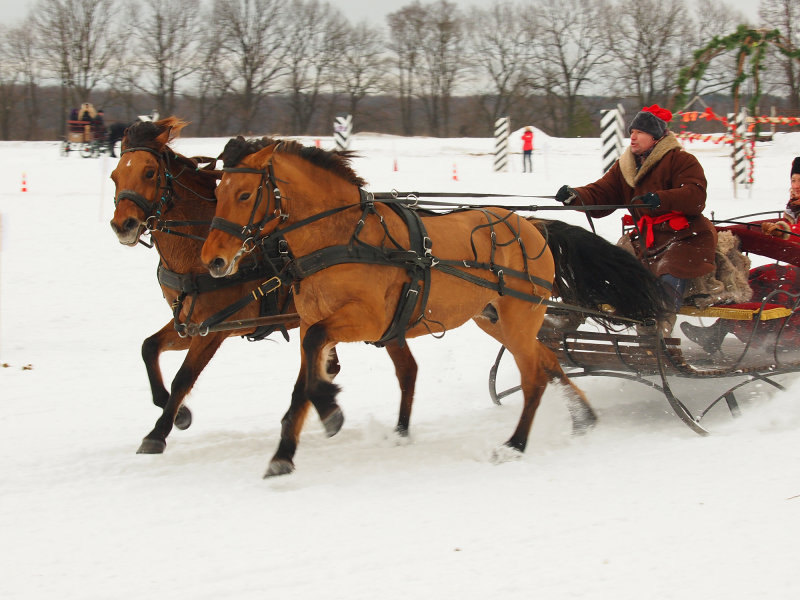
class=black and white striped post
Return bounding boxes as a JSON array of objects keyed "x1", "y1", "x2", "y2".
[
  {"x1": 600, "y1": 104, "x2": 625, "y2": 173},
  {"x1": 493, "y1": 117, "x2": 510, "y2": 172},
  {"x1": 731, "y1": 108, "x2": 748, "y2": 195},
  {"x1": 333, "y1": 114, "x2": 353, "y2": 151}
]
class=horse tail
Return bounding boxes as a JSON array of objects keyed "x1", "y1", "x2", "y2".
[{"x1": 533, "y1": 219, "x2": 669, "y2": 324}]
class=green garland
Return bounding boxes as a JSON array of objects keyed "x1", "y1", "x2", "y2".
[{"x1": 673, "y1": 26, "x2": 800, "y2": 115}]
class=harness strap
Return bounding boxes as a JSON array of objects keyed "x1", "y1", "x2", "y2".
[
  {"x1": 433, "y1": 263, "x2": 546, "y2": 305},
  {"x1": 435, "y1": 259, "x2": 553, "y2": 293},
  {"x1": 158, "y1": 239, "x2": 293, "y2": 340},
  {"x1": 157, "y1": 263, "x2": 274, "y2": 295},
  {"x1": 373, "y1": 202, "x2": 432, "y2": 347}
]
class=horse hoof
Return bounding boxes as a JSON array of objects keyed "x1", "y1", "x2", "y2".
[
  {"x1": 322, "y1": 407, "x2": 344, "y2": 437},
  {"x1": 572, "y1": 418, "x2": 597, "y2": 436},
  {"x1": 137, "y1": 438, "x2": 167, "y2": 454},
  {"x1": 490, "y1": 444, "x2": 523, "y2": 465},
  {"x1": 174, "y1": 405, "x2": 192, "y2": 430},
  {"x1": 264, "y1": 459, "x2": 295, "y2": 478}
]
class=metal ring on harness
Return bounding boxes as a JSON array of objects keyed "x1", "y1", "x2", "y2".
[{"x1": 242, "y1": 237, "x2": 256, "y2": 254}]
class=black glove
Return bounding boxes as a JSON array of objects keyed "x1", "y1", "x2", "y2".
[
  {"x1": 555, "y1": 185, "x2": 578, "y2": 205},
  {"x1": 637, "y1": 192, "x2": 660, "y2": 209}
]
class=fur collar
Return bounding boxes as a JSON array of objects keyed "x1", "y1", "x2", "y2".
[{"x1": 619, "y1": 132, "x2": 682, "y2": 187}]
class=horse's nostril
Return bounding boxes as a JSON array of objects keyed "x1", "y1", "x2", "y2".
[
  {"x1": 210, "y1": 257, "x2": 227, "y2": 271},
  {"x1": 123, "y1": 217, "x2": 139, "y2": 233},
  {"x1": 109, "y1": 219, "x2": 121, "y2": 234}
]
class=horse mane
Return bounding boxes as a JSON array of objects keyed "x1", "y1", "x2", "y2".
[
  {"x1": 122, "y1": 117, "x2": 212, "y2": 173},
  {"x1": 220, "y1": 135, "x2": 366, "y2": 187}
]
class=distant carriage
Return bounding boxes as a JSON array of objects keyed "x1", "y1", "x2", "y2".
[{"x1": 60, "y1": 103, "x2": 127, "y2": 158}]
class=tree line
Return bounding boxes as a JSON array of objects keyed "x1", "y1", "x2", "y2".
[{"x1": 0, "y1": 0, "x2": 797, "y2": 141}]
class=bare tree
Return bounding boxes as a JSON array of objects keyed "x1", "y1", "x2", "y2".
[
  {"x1": 33, "y1": 0, "x2": 124, "y2": 116},
  {"x1": 214, "y1": 0, "x2": 288, "y2": 132},
  {"x1": 387, "y1": 2, "x2": 427, "y2": 136},
  {"x1": 759, "y1": 0, "x2": 800, "y2": 112},
  {"x1": 526, "y1": 0, "x2": 612, "y2": 137},
  {"x1": 0, "y1": 26, "x2": 23, "y2": 139},
  {"x1": 411, "y1": 0, "x2": 468, "y2": 136},
  {"x1": 123, "y1": 0, "x2": 204, "y2": 116},
  {"x1": 674, "y1": 0, "x2": 751, "y2": 108},
  {"x1": 283, "y1": 0, "x2": 348, "y2": 134},
  {"x1": 600, "y1": 0, "x2": 690, "y2": 106},
  {"x1": 465, "y1": 1, "x2": 536, "y2": 129},
  {"x1": 335, "y1": 21, "x2": 390, "y2": 121},
  {"x1": 1, "y1": 22, "x2": 44, "y2": 139},
  {"x1": 192, "y1": 12, "x2": 237, "y2": 136}
]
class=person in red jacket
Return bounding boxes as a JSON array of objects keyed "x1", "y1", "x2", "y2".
[
  {"x1": 521, "y1": 127, "x2": 534, "y2": 173},
  {"x1": 554, "y1": 104, "x2": 717, "y2": 335},
  {"x1": 681, "y1": 156, "x2": 800, "y2": 353},
  {"x1": 760, "y1": 156, "x2": 800, "y2": 239}
]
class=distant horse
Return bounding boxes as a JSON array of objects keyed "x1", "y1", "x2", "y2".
[
  {"x1": 200, "y1": 137, "x2": 667, "y2": 476},
  {"x1": 107, "y1": 121, "x2": 132, "y2": 157},
  {"x1": 109, "y1": 118, "x2": 419, "y2": 455}
]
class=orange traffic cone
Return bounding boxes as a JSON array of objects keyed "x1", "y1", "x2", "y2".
[
  {"x1": 21, "y1": 173, "x2": 27, "y2": 192},
  {"x1": 393, "y1": 158, "x2": 398, "y2": 172},
  {"x1": 452, "y1": 163, "x2": 458, "y2": 181}
]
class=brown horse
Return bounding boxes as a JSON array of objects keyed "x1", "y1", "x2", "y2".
[
  {"x1": 200, "y1": 137, "x2": 667, "y2": 476},
  {"x1": 109, "y1": 118, "x2": 419, "y2": 455}
]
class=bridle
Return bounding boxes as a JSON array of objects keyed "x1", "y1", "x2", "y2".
[
  {"x1": 114, "y1": 146, "x2": 178, "y2": 229},
  {"x1": 114, "y1": 146, "x2": 217, "y2": 244},
  {"x1": 209, "y1": 158, "x2": 288, "y2": 256}
]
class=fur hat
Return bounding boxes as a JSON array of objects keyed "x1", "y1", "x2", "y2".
[
  {"x1": 792, "y1": 157, "x2": 800, "y2": 176},
  {"x1": 628, "y1": 104, "x2": 673, "y2": 139}
]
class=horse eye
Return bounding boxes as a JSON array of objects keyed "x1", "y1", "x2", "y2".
[
  {"x1": 145, "y1": 169, "x2": 155, "y2": 179},
  {"x1": 238, "y1": 192, "x2": 251, "y2": 202}
]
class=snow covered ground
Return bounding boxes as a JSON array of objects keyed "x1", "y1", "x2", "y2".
[{"x1": 2, "y1": 127, "x2": 799, "y2": 599}]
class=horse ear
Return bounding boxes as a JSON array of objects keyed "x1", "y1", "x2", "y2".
[{"x1": 154, "y1": 117, "x2": 188, "y2": 146}]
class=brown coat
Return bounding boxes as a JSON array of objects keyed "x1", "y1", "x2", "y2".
[{"x1": 574, "y1": 132, "x2": 717, "y2": 279}]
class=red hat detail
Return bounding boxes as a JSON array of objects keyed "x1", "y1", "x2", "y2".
[{"x1": 641, "y1": 104, "x2": 673, "y2": 123}]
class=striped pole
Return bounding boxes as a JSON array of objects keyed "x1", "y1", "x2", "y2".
[
  {"x1": 493, "y1": 117, "x2": 510, "y2": 172},
  {"x1": 600, "y1": 104, "x2": 625, "y2": 173},
  {"x1": 731, "y1": 109, "x2": 747, "y2": 194},
  {"x1": 333, "y1": 114, "x2": 353, "y2": 151}
]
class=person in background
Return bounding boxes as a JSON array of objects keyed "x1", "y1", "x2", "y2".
[
  {"x1": 554, "y1": 104, "x2": 717, "y2": 336},
  {"x1": 522, "y1": 127, "x2": 533, "y2": 173},
  {"x1": 760, "y1": 156, "x2": 800, "y2": 239},
  {"x1": 681, "y1": 156, "x2": 800, "y2": 353},
  {"x1": 521, "y1": 126, "x2": 534, "y2": 173}
]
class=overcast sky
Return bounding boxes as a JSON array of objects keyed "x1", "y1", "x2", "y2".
[{"x1": 1, "y1": 0, "x2": 760, "y2": 27}]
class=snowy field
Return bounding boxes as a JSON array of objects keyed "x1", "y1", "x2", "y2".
[{"x1": 2, "y1": 126, "x2": 800, "y2": 599}]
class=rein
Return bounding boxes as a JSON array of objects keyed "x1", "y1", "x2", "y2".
[{"x1": 371, "y1": 190, "x2": 636, "y2": 213}]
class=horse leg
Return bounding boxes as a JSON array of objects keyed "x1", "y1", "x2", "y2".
[
  {"x1": 502, "y1": 340, "x2": 552, "y2": 454},
  {"x1": 475, "y1": 304, "x2": 560, "y2": 458},
  {"x1": 383, "y1": 340, "x2": 418, "y2": 436},
  {"x1": 137, "y1": 331, "x2": 227, "y2": 454},
  {"x1": 302, "y1": 323, "x2": 344, "y2": 437},
  {"x1": 141, "y1": 322, "x2": 193, "y2": 430},
  {"x1": 538, "y1": 344, "x2": 597, "y2": 434},
  {"x1": 265, "y1": 357, "x2": 311, "y2": 478}
]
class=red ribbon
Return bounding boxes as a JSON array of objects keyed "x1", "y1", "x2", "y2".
[{"x1": 622, "y1": 211, "x2": 689, "y2": 247}]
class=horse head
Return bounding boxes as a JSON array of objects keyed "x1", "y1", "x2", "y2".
[
  {"x1": 201, "y1": 136, "x2": 282, "y2": 278},
  {"x1": 202, "y1": 137, "x2": 366, "y2": 278},
  {"x1": 109, "y1": 116, "x2": 189, "y2": 245}
]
